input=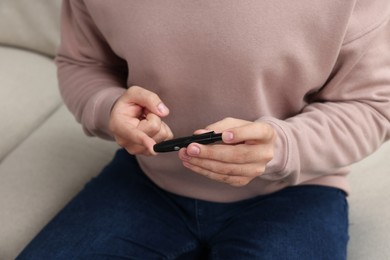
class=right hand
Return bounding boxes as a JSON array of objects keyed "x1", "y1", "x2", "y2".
[{"x1": 109, "y1": 86, "x2": 173, "y2": 156}]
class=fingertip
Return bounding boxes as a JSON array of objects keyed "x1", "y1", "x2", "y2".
[
  {"x1": 193, "y1": 129, "x2": 210, "y2": 135},
  {"x1": 222, "y1": 131, "x2": 234, "y2": 143},
  {"x1": 139, "y1": 134, "x2": 157, "y2": 153},
  {"x1": 148, "y1": 144, "x2": 160, "y2": 156},
  {"x1": 148, "y1": 142, "x2": 158, "y2": 155},
  {"x1": 187, "y1": 144, "x2": 201, "y2": 156},
  {"x1": 157, "y1": 102, "x2": 169, "y2": 116}
]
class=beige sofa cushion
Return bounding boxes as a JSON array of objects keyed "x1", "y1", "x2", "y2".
[
  {"x1": 347, "y1": 141, "x2": 390, "y2": 259},
  {"x1": 0, "y1": 105, "x2": 118, "y2": 260},
  {"x1": 0, "y1": 46, "x2": 62, "y2": 161},
  {"x1": 0, "y1": 0, "x2": 61, "y2": 56}
]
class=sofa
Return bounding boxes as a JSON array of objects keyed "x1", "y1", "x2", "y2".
[{"x1": 0, "y1": 1, "x2": 389, "y2": 259}]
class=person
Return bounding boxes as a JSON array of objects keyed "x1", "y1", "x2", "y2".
[{"x1": 18, "y1": 0, "x2": 390, "y2": 259}]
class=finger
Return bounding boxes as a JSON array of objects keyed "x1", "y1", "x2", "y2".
[
  {"x1": 180, "y1": 153, "x2": 266, "y2": 177},
  {"x1": 114, "y1": 133, "x2": 154, "y2": 155},
  {"x1": 204, "y1": 117, "x2": 251, "y2": 133},
  {"x1": 152, "y1": 122, "x2": 174, "y2": 143},
  {"x1": 222, "y1": 122, "x2": 276, "y2": 144},
  {"x1": 193, "y1": 129, "x2": 212, "y2": 135},
  {"x1": 119, "y1": 126, "x2": 156, "y2": 150},
  {"x1": 137, "y1": 113, "x2": 173, "y2": 143},
  {"x1": 127, "y1": 135, "x2": 157, "y2": 156},
  {"x1": 138, "y1": 113, "x2": 163, "y2": 137},
  {"x1": 182, "y1": 161, "x2": 254, "y2": 187},
  {"x1": 126, "y1": 86, "x2": 169, "y2": 117},
  {"x1": 185, "y1": 143, "x2": 267, "y2": 164},
  {"x1": 125, "y1": 144, "x2": 148, "y2": 155}
]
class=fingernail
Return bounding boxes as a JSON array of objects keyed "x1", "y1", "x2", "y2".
[
  {"x1": 157, "y1": 103, "x2": 168, "y2": 114},
  {"x1": 223, "y1": 131, "x2": 234, "y2": 141},
  {"x1": 188, "y1": 145, "x2": 200, "y2": 156}
]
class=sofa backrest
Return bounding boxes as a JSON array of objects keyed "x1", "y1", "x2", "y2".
[{"x1": 0, "y1": 0, "x2": 62, "y2": 57}]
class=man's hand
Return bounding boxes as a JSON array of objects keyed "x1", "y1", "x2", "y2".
[
  {"x1": 178, "y1": 117, "x2": 276, "y2": 186},
  {"x1": 109, "y1": 86, "x2": 173, "y2": 155}
]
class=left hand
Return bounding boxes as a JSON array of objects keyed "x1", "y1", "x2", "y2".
[{"x1": 178, "y1": 117, "x2": 276, "y2": 187}]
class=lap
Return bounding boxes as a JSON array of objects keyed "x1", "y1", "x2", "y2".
[
  {"x1": 17, "y1": 149, "x2": 349, "y2": 260},
  {"x1": 208, "y1": 186, "x2": 349, "y2": 260},
  {"x1": 17, "y1": 150, "x2": 203, "y2": 259}
]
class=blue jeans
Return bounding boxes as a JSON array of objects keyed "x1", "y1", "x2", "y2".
[{"x1": 18, "y1": 149, "x2": 349, "y2": 260}]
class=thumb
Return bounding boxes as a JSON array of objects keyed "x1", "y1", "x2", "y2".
[{"x1": 126, "y1": 86, "x2": 169, "y2": 117}]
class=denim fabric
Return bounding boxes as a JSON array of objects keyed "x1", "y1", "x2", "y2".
[{"x1": 18, "y1": 149, "x2": 349, "y2": 260}]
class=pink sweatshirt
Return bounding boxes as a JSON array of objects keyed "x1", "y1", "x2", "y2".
[{"x1": 56, "y1": 0, "x2": 390, "y2": 202}]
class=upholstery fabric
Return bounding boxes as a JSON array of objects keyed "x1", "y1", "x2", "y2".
[
  {"x1": 347, "y1": 142, "x2": 390, "y2": 259},
  {"x1": 0, "y1": 106, "x2": 118, "y2": 260},
  {"x1": 0, "y1": 0, "x2": 61, "y2": 56},
  {"x1": 0, "y1": 46, "x2": 62, "y2": 161}
]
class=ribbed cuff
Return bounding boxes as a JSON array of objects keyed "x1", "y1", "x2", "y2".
[{"x1": 82, "y1": 87, "x2": 126, "y2": 140}]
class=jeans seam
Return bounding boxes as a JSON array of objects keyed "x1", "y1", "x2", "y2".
[
  {"x1": 166, "y1": 242, "x2": 199, "y2": 260},
  {"x1": 195, "y1": 200, "x2": 203, "y2": 239}
]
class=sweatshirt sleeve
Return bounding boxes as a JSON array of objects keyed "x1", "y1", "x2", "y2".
[
  {"x1": 55, "y1": 0, "x2": 127, "y2": 140},
  {"x1": 260, "y1": 9, "x2": 390, "y2": 184}
]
